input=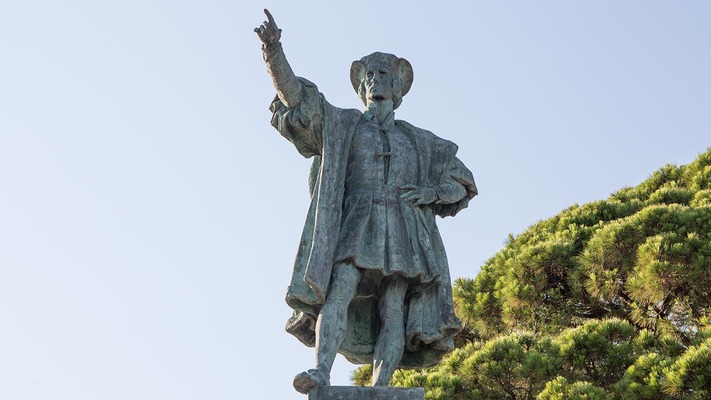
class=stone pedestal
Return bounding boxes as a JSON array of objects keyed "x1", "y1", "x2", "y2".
[{"x1": 308, "y1": 386, "x2": 424, "y2": 400}]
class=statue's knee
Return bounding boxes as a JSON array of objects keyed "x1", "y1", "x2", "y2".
[
  {"x1": 379, "y1": 301, "x2": 405, "y2": 323},
  {"x1": 326, "y1": 291, "x2": 349, "y2": 308}
]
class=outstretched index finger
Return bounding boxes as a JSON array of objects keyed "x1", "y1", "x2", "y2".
[{"x1": 264, "y1": 9, "x2": 277, "y2": 28}]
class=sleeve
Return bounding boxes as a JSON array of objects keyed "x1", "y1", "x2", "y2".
[
  {"x1": 433, "y1": 157, "x2": 477, "y2": 204},
  {"x1": 432, "y1": 157, "x2": 478, "y2": 217},
  {"x1": 269, "y1": 78, "x2": 324, "y2": 158}
]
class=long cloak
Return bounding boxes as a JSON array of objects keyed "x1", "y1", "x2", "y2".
[{"x1": 269, "y1": 78, "x2": 477, "y2": 368}]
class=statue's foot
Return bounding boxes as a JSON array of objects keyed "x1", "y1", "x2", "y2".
[{"x1": 293, "y1": 368, "x2": 329, "y2": 394}]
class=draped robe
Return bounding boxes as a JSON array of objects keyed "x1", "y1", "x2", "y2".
[{"x1": 269, "y1": 78, "x2": 477, "y2": 367}]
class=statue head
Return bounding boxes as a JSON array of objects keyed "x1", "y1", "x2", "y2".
[{"x1": 350, "y1": 52, "x2": 413, "y2": 110}]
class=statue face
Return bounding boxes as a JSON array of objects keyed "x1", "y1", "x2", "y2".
[{"x1": 364, "y1": 65, "x2": 394, "y2": 103}]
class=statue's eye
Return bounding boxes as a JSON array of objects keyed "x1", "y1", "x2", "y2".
[
  {"x1": 366, "y1": 72, "x2": 374, "y2": 78},
  {"x1": 379, "y1": 70, "x2": 387, "y2": 75}
]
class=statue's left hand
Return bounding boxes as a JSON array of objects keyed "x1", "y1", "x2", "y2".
[
  {"x1": 400, "y1": 185, "x2": 438, "y2": 206},
  {"x1": 254, "y1": 9, "x2": 282, "y2": 46}
]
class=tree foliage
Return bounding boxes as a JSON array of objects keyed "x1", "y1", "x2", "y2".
[
  {"x1": 456, "y1": 148, "x2": 711, "y2": 342},
  {"x1": 352, "y1": 149, "x2": 711, "y2": 399}
]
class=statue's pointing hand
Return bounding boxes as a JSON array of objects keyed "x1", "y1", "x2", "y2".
[
  {"x1": 400, "y1": 185, "x2": 438, "y2": 207},
  {"x1": 254, "y1": 8, "x2": 281, "y2": 46}
]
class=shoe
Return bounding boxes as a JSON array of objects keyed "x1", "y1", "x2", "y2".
[{"x1": 293, "y1": 368, "x2": 330, "y2": 394}]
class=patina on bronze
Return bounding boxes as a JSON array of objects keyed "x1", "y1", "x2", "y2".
[{"x1": 255, "y1": 9, "x2": 477, "y2": 394}]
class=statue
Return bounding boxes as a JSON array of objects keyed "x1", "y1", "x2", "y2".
[{"x1": 255, "y1": 9, "x2": 477, "y2": 394}]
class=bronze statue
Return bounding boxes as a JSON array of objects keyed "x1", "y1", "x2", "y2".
[{"x1": 255, "y1": 9, "x2": 477, "y2": 394}]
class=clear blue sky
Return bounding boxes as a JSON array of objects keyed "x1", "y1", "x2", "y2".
[{"x1": 1, "y1": 1, "x2": 709, "y2": 399}]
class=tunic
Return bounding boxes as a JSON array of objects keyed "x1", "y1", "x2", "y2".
[
  {"x1": 269, "y1": 78, "x2": 478, "y2": 368},
  {"x1": 335, "y1": 111, "x2": 431, "y2": 280}
]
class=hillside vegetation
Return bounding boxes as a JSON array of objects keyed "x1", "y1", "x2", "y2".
[{"x1": 356, "y1": 148, "x2": 711, "y2": 399}]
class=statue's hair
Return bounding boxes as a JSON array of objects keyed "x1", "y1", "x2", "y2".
[{"x1": 350, "y1": 52, "x2": 413, "y2": 110}]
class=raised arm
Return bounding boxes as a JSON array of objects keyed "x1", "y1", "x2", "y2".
[{"x1": 254, "y1": 9, "x2": 303, "y2": 108}]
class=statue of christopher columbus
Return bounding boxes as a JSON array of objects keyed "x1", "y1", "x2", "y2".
[{"x1": 255, "y1": 9, "x2": 477, "y2": 394}]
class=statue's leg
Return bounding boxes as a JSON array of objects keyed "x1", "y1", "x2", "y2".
[
  {"x1": 315, "y1": 261, "x2": 361, "y2": 373},
  {"x1": 294, "y1": 261, "x2": 361, "y2": 394},
  {"x1": 372, "y1": 276, "x2": 408, "y2": 386}
]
